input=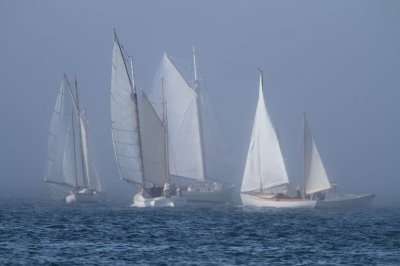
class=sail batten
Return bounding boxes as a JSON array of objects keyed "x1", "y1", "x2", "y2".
[
  {"x1": 303, "y1": 115, "x2": 331, "y2": 195},
  {"x1": 241, "y1": 73, "x2": 289, "y2": 193}
]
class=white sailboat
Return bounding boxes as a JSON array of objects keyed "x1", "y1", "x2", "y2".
[
  {"x1": 145, "y1": 50, "x2": 234, "y2": 203},
  {"x1": 111, "y1": 31, "x2": 186, "y2": 208},
  {"x1": 44, "y1": 75, "x2": 102, "y2": 203},
  {"x1": 240, "y1": 71, "x2": 316, "y2": 209},
  {"x1": 302, "y1": 114, "x2": 375, "y2": 208}
]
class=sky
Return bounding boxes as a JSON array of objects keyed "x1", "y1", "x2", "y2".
[{"x1": 0, "y1": 1, "x2": 399, "y2": 205}]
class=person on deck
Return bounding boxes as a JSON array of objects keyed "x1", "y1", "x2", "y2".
[{"x1": 163, "y1": 182, "x2": 171, "y2": 198}]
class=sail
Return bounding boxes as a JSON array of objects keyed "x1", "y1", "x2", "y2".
[
  {"x1": 197, "y1": 88, "x2": 238, "y2": 183},
  {"x1": 44, "y1": 76, "x2": 76, "y2": 187},
  {"x1": 241, "y1": 73, "x2": 289, "y2": 193},
  {"x1": 140, "y1": 92, "x2": 165, "y2": 186},
  {"x1": 63, "y1": 118, "x2": 85, "y2": 188},
  {"x1": 303, "y1": 115, "x2": 331, "y2": 195},
  {"x1": 145, "y1": 53, "x2": 204, "y2": 181},
  {"x1": 111, "y1": 33, "x2": 143, "y2": 185},
  {"x1": 80, "y1": 111, "x2": 102, "y2": 192}
]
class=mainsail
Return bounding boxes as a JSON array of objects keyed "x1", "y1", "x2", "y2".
[
  {"x1": 146, "y1": 53, "x2": 204, "y2": 181},
  {"x1": 111, "y1": 32, "x2": 144, "y2": 185},
  {"x1": 45, "y1": 76, "x2": 75, "y2": 188},
  {"x1": 303, "y1": 114, "x2": 331, "y2": 195},
  {"x1": 241, "y1": 72, "x2": 289, "y2": 193}
]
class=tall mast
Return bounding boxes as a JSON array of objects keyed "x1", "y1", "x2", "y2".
[
  {"x1": 302, "y1": 113, "x2": 306, "y2": 198},
  {"x1": 129, "y1": 55, "x2": 146, "y2": 188},
  {"x1": 66, "y1": 76, "x2": 89, "y2": 189},
  {"x1": 193, "y1": 46, "x2": 207, "y2": 180},
  {"x1": 161, "y1": 77, "x2": 170, "y2": 184},
  {"x1": 71, "y1": 109, "x2": 79, "y2": 188},
  {"x1": 258, "y1": 69, "x2": 263, "y2": 192}
]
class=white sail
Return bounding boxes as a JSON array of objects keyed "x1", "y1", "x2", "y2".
[
  {"x1": 111, "y1": 33, "x2": 143, "y2": 185},
  {"x1": 63, "y1": 118, "x2": 85, "y2": 188},
  {"x1": 303, "y1": 115, "x2": 331, "y2": 195},
  {"x1": 241, "y1": 73, "x2": 289, "y2": 193},
  {"x1": 45, "y1": 76, "x2": 76, "y2": 187},
  {"x1": 140, "y1": 92, "x2": 166, "y2": 186},
  {"x1": 146, "y1": 53, "x2": 204, "y2": 181},
  {"x1": 80, "y1": 111, "x2": 102, "y2": 192}
]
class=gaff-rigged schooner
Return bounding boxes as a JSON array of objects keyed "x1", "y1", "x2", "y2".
[
  {"x1": 110, "y1": 31, "x2": 186, "y2": 207},
  {"x1": 44, "y1": 75, "x2": 102, "y2": 203}
]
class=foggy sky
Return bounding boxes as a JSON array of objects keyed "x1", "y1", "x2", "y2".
[{"x1": 1, "y1": 1, "x2": 399, "y2": 205}]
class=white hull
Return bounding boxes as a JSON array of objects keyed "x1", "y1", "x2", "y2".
[
  {"x1": 316, "y1": 193, "x2": 375, "y2": 209},
  {"x1": 241, "y1": 193, "x2": 316, "y2": 209},
  {"x1": 132, "y1": 191, "x2": 187, "y2": 208},
  {"x1": 65, "y1": 192, "x2": 100, "y2": 203},
  {"x1": 182, "y1": 186, "x2": 235, "y2": 203}
]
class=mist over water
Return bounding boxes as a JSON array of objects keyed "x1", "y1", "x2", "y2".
[{"x1": 0, "y1": 1, "x2": 399, "y2": 206}]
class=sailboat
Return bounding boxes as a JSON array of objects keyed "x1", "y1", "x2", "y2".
[
  {"x1": 240, "y1": 71, "x2": 316, "y2": 209},
  {"x1": 302, "y1": 113, "x2": 375, "y2": 208},
  {"x1": 111, "y1": 31, "x2": 186, "y2": 207},
  {"x1": 44, "y1": 75, "x2": 102, "y2": 203},
  {"x1": 144, "y1": 50, "x2": 234, "y2": 203}
]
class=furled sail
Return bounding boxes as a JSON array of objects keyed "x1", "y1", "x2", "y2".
[
  {"x1": 44, "y1": 76, "x2": 76, "y2": 188},
  {"x1": 111, "y1": 33, "x2": 143, "y2": 185},
  {"x1": 303, "y1": 114, "x2": 331, "y2": 195},
  {"x1": 145, "y1": 53, "x2": 204, "y2": 181},
  {"x1": 140, "y1": 92, "x2": 166, "y2": 186},
  {"x1": 241, "y1": 73, "x2": 289, "y2": 193}
]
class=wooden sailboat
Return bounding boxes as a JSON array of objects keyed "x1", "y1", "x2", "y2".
[
  {"x1": 302, "y1": 114, "x2": 375, "y2": 208},
  {"x1": 110, "y1": 31, "x2": 186, "y2": 207},
  {"x1": 240, "y1": 71, "x2": 316, "y2": 209},
  {"x1": 44, "y1": 75, "x2": 102, "y2": 203},
  {"x1": 144, "y1": 49, "x2": 234, "y2": 203}
]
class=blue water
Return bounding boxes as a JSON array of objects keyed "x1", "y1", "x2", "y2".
[{"x1": 0, "y1": 199, "x2": 399, "y2": 265}]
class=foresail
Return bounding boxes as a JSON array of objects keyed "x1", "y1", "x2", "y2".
[
  {"x1": 44, "y1": 77, "x2": 76, "y2": 187},
  {"x1": 140, "y1": 93, "x2": 165, "y2": 186},
  {"x1": 111, "y1": 35, "x2": 143, "y2": 185},
  {"x1": 241, "y1": 74, "x2": 289, "y2": 193},
  {"x1": 80, "y1": 111, "x2": 102, "y2": 192},
  {"x1": 303, "y1": 116, "x2": 331, "y2": 195},
  {"x1": 145, "y1": 53, "x2": 204, "y2": 181}
]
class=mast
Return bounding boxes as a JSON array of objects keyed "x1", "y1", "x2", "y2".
[
  {"x1": 193, "y1": 46, "x2": 207, "y2": 180},
  {"x1": 161, "y1": 77, "x2": 170, "y2": 184},
  {"x1": 71, "y1": 109, "x2": 79, "y2": 188},
  {"x1": 302, "y1": 113, "x2": 306, "y2": 198},
  {"x1": 130, "y1": 55, "x2": 146, "y2": 188},
  {"x1": 73, "y1": 77, "x2": 89, "y2": 189},
  {"x1": 258, "y1": 69, "x2": 263, "y2": 192}
]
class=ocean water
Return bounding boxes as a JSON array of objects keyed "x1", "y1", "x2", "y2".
[{"x1": 0, "y1": 199, "x2": 399, "y2": 265}]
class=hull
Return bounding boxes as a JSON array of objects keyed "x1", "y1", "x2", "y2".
[
  {"x1": 241, "y1": 193, "x2": 316, "y2": 209},
  {"x1": 316, "y1": 193, "x2": 375, "y2": 209},
  {"x1": 182, "y1": 186, "x2": 235, "y2": 203},
  {"x1": 132, "y1": 192, "x2": 187, "y2": 208},
  {"x1": 65, "y1": 192, "x2": 100, "y2": 203}
]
